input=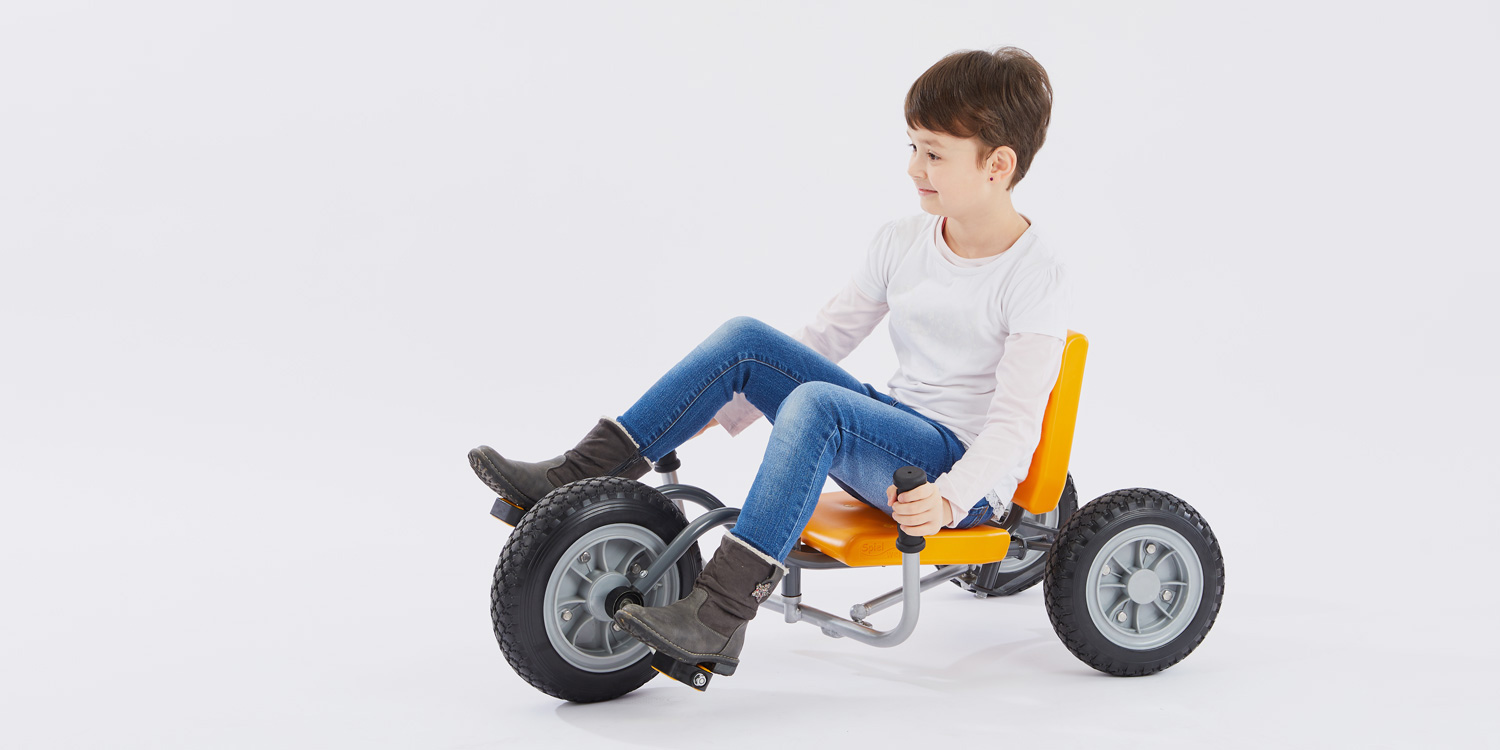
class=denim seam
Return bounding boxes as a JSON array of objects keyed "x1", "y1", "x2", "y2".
[{"x1": 638, "y1": 355, "x2": 808, "y2": 458}]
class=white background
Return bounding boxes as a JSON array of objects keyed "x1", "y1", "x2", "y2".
[{"x1": 3, "y1": 1, "x2": 1497, "y2": 748}]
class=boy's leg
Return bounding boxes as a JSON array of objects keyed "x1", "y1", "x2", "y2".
[
  {"x1": 614, "y1": 316, "x2": 867, "y2": 463},
  {"x1": 827, "y1": 390, "x2": 999, "y2": 531},
  {"x1": 727, "y1": 380, "x2": 973, "y2": 562}
]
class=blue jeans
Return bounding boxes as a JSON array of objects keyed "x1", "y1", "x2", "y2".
[{"x1": 614, "y1": 316, "x2": 995, "y2": 563}]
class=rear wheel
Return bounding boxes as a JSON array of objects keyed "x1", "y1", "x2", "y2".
[
  {"x1": 491, "y1": 476, "x2": 703, "y2": 703},
  {"x1": 1043, "y1": 487, "x2": 1224, "y2": 676}
]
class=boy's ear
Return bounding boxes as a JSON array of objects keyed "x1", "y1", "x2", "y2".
[{"x1": 988, "y1": 145, "x2": 1018, "y2": 183}]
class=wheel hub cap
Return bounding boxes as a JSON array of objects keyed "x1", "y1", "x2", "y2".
[{"x1": 1126, "y1": 568, "x2": 1162, "y2": 604}]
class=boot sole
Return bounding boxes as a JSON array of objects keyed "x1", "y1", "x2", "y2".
[
  {"x1": 614, "y1": 610, "x2": 739, "y2": 676},
  {"x1": 468, "y1": 447, "x2": 535, "y2": 509}
]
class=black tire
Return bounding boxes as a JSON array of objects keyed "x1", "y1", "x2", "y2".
[
  {"x1": 960, "y1": 473, "x2": 1078, "y2": 597},
  {"x1": 491, "y1": 476, "x2": 704, "y2": 703},
  {"x1": 1043, "y1": 487, "x2": 1224, "y2": 676}
]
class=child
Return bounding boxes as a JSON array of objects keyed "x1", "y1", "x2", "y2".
[{"x1": 469, "y1": 46, "x2": 1068, "y2": 680}]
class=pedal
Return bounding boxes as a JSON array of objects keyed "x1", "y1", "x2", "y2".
[
  {"x1": 649, "y1": 650, "x2": 715, "y2": 691},
  {"x1": 489, "y1": 496, "x2": 526, "y2": 526}
]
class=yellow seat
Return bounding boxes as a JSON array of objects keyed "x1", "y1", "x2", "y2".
[
  {"x1": 798, "y1": 329, "x2": 1090, "y2": 568},
  {"x1": 800, "y1": 491, "x2": 1013, "y2": 566}
]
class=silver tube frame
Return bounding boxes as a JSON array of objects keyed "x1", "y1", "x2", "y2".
[{"x1": 633, "y1": 476, "x2": 998, "y2": 649}]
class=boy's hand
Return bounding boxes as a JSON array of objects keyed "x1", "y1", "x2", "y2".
[
  {"x1": 690, "y1": 418, "x2": 719, "y2": 440},
  {"x1": 886, "y1": 481, "x2": 954, "y2": 536}
]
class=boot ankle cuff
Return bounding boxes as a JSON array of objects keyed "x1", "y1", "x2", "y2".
[
  {"x1": 724, "y1": 532, "x2": 789, "y2": 576},
  {"x1": 602, "y1": 414, "x2": 643, "y2": 452}
]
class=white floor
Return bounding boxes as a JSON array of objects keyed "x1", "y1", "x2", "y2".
[{"x1": 4, "y1": 488, "x2": 1491, "y2": 750}]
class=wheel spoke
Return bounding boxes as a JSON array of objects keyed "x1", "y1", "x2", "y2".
[
  {"x1": 564, "y1": 614, "x2": 585, "y2": 648},
  {"x1": 1107, "y1": 595, "x2": 1129, "y2": 621},
  {"x1": 1160, "y1": 580, "x2": 1189, "y2": 586},
  {"x1": 1100, "y1": 582, "x2": 1126, "y2": 588},
  {"x1": 557, "y1": 597, "x2": 585, "y2": 609},
  {"x1": 596, "y1": 539, "x2": 615, "y2": 574},
  {"x1": 585, "y1": 618, "x2": 602, "y2": 650},
  {"x1": 1152, "y1": 598, "x2": 1176, "y2": 620},
  {"x1": 588, "y1": 543, "x2": 606, "y2": 575},
  {"x1": 614, "y1": 541, "x2": 632, "y2": 574},
  {"x1": 1149, "y1": 548, "x2": 1179, "y2": 572}
]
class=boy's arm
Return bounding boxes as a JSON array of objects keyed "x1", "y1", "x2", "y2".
[
  {"x1": 689, "y1": 418, "x2": 719, "y2": 440},
  {"x1": 934, "y1": 332, "x2": 1065, "y2": 526}
]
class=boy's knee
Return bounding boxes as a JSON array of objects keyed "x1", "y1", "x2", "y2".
[
  {"x1": 776, "y1": 381, "x2": 843, "y2": 422},
  {"x1": 719, "y1": 315, "x2": 770, "y2": 337},
  {"x1": 704, "y1": 315, "x2": 774, "y2": 353}
]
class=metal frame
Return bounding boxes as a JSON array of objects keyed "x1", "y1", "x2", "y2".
[{"x1": 634, "y1": 462, "x2": 1058, "y2": 649}]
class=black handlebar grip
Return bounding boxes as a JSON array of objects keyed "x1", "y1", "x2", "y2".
[{"x1": 892, "y1": 466, "x2": 928, "y2": 554}]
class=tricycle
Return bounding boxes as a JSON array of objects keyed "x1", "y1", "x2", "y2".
[{"x1": 484, "y1": 330, "x2": 1225, "y2": 701}]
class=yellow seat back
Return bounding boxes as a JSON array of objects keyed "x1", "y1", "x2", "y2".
[{"x1": 1011, "y1": 329, "x2": 1088, "y2": 515}]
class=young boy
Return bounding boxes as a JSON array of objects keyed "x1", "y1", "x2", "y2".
[{"x1": 472, "y1": 46, "x2": 1068, "y2": 682}]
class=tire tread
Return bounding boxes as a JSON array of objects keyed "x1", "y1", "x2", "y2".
[
  {"x1": 1042, "y1": 487, "x2": 1225, "y2": 676},
  {"x1": 490, "y1": 476, "x2": 702, "y2": 702}
]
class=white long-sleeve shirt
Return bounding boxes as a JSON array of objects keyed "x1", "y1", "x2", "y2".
[{"x1": 713, "y1": 212, "x2": 1069, "y2": 527}]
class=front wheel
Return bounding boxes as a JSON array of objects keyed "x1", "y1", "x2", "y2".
[
  {"x1": 491, "y1": 476, "x2": 704, "y2": 703},
  {"x1": 1043, "y1": 487, "x2": 1224, "y2": 676}
]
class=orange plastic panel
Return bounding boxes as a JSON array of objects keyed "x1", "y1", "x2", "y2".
[
  {"x1": 798, "y1": 491, "x2": 1012, "y2": 567},
  {"x1": 1010, "y1": 330, "x2": 1089, "y2": 515}
]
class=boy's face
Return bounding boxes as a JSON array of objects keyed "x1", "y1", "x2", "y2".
[{"x1": 906, "y1": 126, "x2": 1015, "y2": 213}]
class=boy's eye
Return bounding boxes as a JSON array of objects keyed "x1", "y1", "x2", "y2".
[{"x1": 907, "y1": 143, "x2": 938, "y2": 161}]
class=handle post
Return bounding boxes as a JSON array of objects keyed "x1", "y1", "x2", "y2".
[{"x1": 892, "y1": 466, "x2": 928, "y2": 554}]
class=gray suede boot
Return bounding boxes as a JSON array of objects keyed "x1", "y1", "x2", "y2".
[
  {"x1": 613, "y1": 532, "x2": 788, "y2": 678},
  {"x1": 469, "y1": 415, "x2": 651, "y2": 513}
]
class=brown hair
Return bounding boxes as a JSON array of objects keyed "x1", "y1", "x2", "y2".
[{"x1": 904, "y1": 46, "x2": 1053, "y2": 190}]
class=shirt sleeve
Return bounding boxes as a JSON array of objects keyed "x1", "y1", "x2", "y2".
[
  {"x1": 712, "y1": 279, "x2": 889, "y2": 437},
  {"x1": 852, "y1": 220, "x2": 896, "y2": 304},
  {"x1": 1004, "y1": 264, "x2": 1070, "y2": 340},
  {"x1": 933, "y1": 332, "x2": 1065, "y2": 526}
]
